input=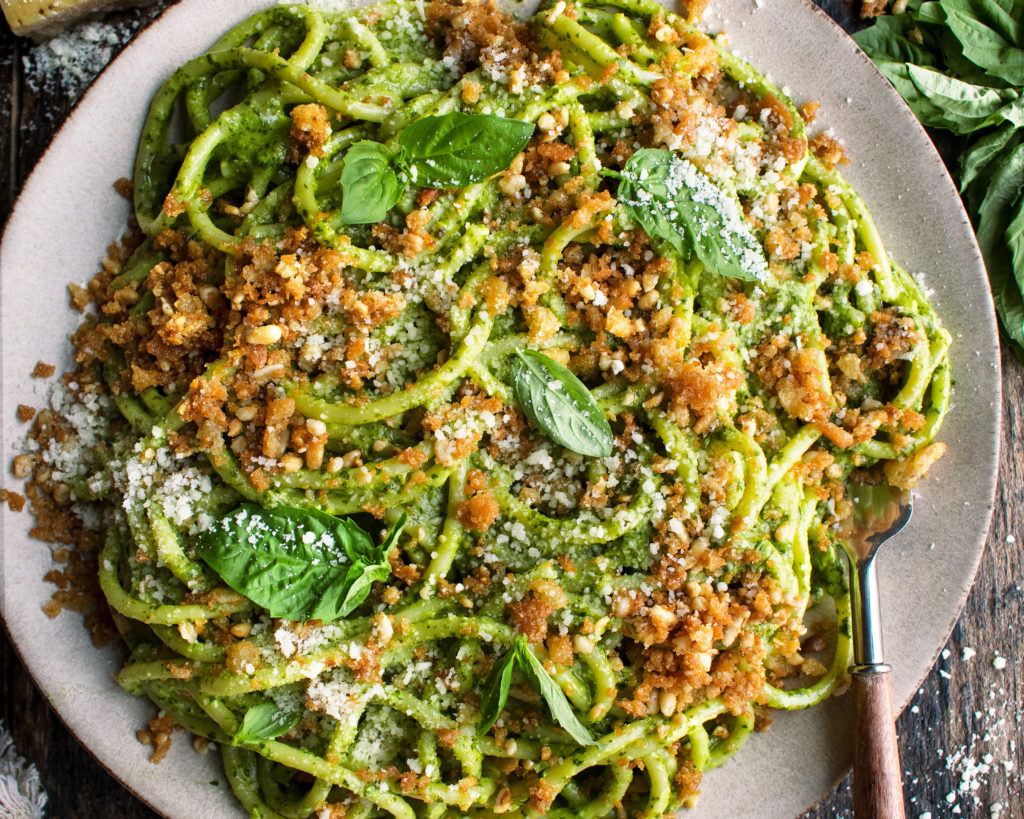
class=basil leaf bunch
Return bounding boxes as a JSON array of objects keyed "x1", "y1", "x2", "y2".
[
  {"x1": 478, "y1": 636, "x2": 595, "y2": 746},
  {"x1": 233, "y1": 702, "x2": 302, "y2": 746},
  {"x1": 511, "y1": 350, "x2": 614, "y2": 458},
  {"x1": 197, "y1": 504, "x2": 406, "y2": 622},
  {"x1": 613, "y1": 148, "x2": 770, "y2": 284},
  {"x1": 337, "y1": 112, "x2": 535, "y2": 224},
  {"x1": 854, "y1": 0, "x2": 1024, "y2": 359}
]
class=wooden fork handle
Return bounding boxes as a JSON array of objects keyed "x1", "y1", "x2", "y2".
[{"x1": 852, "y1": 665, "x2": 905, "y2": 819}]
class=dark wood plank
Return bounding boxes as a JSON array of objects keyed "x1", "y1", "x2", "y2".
[
  {"x1": 13, "y1": 2, "x2": 178, "y2": 175},
  {"x1": 1, "y1": 634, "x2": 161, "y2": 818},
  {"x1": 1, "y1": 2, "x2": 1021, "y2": 817},
  {"x1": 1, "y1": 18, "x2": 19, "y2": 219}
]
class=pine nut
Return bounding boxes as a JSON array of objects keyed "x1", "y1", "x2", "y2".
[
  {"x1": 649, "y1": 604, "x2": 678, "y2": 631},
  {"x1": 573, "y1": 635, "x2": 594, "y2": 654},
  {"x1": 498, "y1": 173, "x2": 527, "y2": 196},
  {"x1": 12, "y1": 454, "x2": 33, "y2": 478},
  {"x1": 638, "y1": 290, "x2": 660, "y2": 310},
  {"x1": 305, "y1": 442, "x2": 325, "y2": 471},
  {"x1": 246, "y1": 324, "x2": 282, "y2": 345}
]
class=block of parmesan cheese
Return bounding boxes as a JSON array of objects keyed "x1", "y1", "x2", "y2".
[{"x1": 2, "y1": 0, "x2": 156, "y2": 40}]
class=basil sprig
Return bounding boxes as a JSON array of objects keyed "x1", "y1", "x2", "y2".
[
  {"x1": 337, "y1": 112, "x2": 535, "y2": 224},
  {"x1": 612, "y1": 148, "x2": 769, "y2": 283},
  {"x1": 511, "y1": 350, "x2": 613, "y2": 458},
  {"x1": 233, "y1": 702, "x2": 302, "y2": 746},
  {"x1": 196, "y1": 504, "x2": 406, "y2": 622},
  {"x1": 853, "y1": 0, "x2": 1024, "y2": 360},
  {"x1": 479, "y1": 645, "x2": 517, "y2": 734},
  {"x1": 478, "y1": 636, "x2": 595, "y2": 746}
]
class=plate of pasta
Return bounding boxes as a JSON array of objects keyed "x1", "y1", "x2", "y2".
[{"x1": 0, "y1": 0, "x2": 1000, "y2": 817}]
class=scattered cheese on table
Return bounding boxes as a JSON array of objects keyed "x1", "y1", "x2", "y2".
[{"x1": 1, "y1": 0, "x2": 153, "y2": 40}]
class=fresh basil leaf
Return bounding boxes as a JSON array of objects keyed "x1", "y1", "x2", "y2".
[
  {"x1": 339, "y1": 560, "x2": 393, "y2": 618},
  {"x1": 852, "y1": 15, "x2": 941, "y2": 66},
  {"x1": 1005, "y1": 194, "x2": 1024, "y2": 358},
  {"x1": 971, "y1": 142, "x2": 1024, "y2": 357},
  {"x1": 959, "y1": 123, "x2": 1020, "y2": 191},
  {"x1": 196, "y1": 503, "x2": 396, "y2": 622},
  {"x1": 999, "y1": 95, "x2": 1024, "y2": 127},
  {"x1": 478, "y1": 646, "x2": 517, "y2": 735},
  {"x1": 514, "y1": 637, "x2": 595, "y2": 746},
  {"x1": 616, "y1": 148, "x2": 769, "y2": 283},
  {"x1": 873, "y1": 60, "x2": 949, "y2": 125},
  {"x1": 339, "y1": 140, "x2": 402, "y2": 224},
  {"x1": 875, "y1": 61, "x2": 1010, "y2": 132},
  {"x1": 336, "y1": 513, "x2": 406, "y2": 615},
  {"x1": 914, "y1": 1, "x2": 948, "y2": 23},
  {"x1": 973, "y1": 141, "x2": 1024, "y2": 259},
  {"x1": 378, "y1": 511, "x2": 408, "y2": 557},
  {"x1": 906, "y1": 64, "x2": 1011, "y2": 131},
  {"x1": 994, "y1": 275, "x2": 1024, "y2": 362},
  {"x1": 338, "y1": 514, "x2": 406, "y2": 615},
  {"x1": 511, "y1": 350, "x2": 613, "y2": 458},
  {"x1": 941, "y1": 0, "x2": 1023, "y2": 48},
  {"x1": 233, "y1": 702, "x2": 302, "y2": 745},
  {"x1": 944, "y1": 5, "x2": 1024, "y2": 84},
  {"x1": 344, "y1": 511, "x2": 407, "y2": 564},
  {"x1": 935, "y1": 28, "x2": 1005, "y2": 84},
  {"x1": 981, "y1": 0, "x2": 1024, "y2": 44},
  {"x1": 1007, "y1": 193, "x2": 1024, "y2": 287},
  {"x1": 398, "y1": 112, "x2": 535, "y2": 188}
]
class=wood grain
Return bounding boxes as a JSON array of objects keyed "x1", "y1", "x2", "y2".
[
  {"x1": 1, "y1": 3, "x2": 1022, "y2": 817},
  {"x1": 852, "y1": 670, "x2": 905, "y2": 819}
]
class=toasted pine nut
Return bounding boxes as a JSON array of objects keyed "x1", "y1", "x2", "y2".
[{"x1": 246, "y1": 324, "x2": 282, "y2": 345}]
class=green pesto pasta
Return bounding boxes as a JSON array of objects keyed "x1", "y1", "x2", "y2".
[{"x1": 39, "y1": 0, "x2": 952, "y2": 816}]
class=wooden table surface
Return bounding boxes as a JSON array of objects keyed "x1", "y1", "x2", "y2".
[{"x1": 1, "y1": 2, "x2": 1021, "y2": 817}]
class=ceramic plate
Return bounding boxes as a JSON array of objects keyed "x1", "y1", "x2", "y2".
[{"x1": 0, "y1": 0, "x2": 1001, "y2": 816}]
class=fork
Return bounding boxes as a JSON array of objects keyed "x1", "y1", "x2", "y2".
[{"x1": 845, "y1": 483, "x2": 912, "y2": 819}]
